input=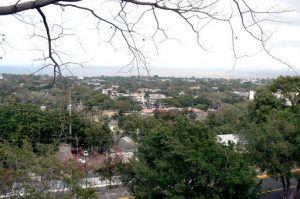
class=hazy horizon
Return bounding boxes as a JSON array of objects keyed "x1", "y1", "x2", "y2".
[
  {"x1": 0, "y1": 0, "x2": 299, "y2": 79},
  {"x1": 0, "y1": 65, "x2": 297, "y2": 79}
]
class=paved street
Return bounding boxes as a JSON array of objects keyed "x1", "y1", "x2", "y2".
[
  {"x1": 261, "y1": 191, "x2": 300, "y2": 199},
  {"x1": 96, "y1": 187, "x2": 131, "y2": 199},
  {"x1": 261, "y1": 178, "x2": 300, "y2": 199}
]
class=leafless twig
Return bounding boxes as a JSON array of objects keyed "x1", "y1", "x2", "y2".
[{"x1": 0, "y1": 0, "x2": 297, "y2": 79}]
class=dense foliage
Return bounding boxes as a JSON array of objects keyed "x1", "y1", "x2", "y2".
[
  {"x1": 1, "y1": 74, "x2": 298, "y2": 198},
  {"x1": 121, "y1": 118, "x2": 258, "y2": 199},
  {"x1": 0, "y1": 141, "x2": 96, "y2": 198},
  {"x1": 0, "y1": 103, "x2": 112, "y2": 149},
  {"x1": 241, "y1": 76, "x2": 300, "y2": 199}
]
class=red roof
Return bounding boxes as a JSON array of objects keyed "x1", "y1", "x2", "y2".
[{"x1": 142, "y1": 108, "x2": 155, "y2": 113}]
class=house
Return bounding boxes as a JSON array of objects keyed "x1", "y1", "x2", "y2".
[
  {"x1": 109, "y1": 120, "x2": 119, "y2": 133},
  {"x1": 106, "y1": 136, "x2": 137, "y2": 164},
  {"x1": 116, "y1": 93, "x2": 130, "y2": 97},
  {"x1": 189, "y1": 86, "x2": 200, "y2": 90},
  {"x1": 184, "y1": 79, "x2": 196, "y2": 83},
  {"x1": 40, "y1": 105, "x2": 46, "y2": 111},
  {"x1": 217, "y1": 134, "x2": 239, "y2": 146},
  {"x1": 107, "y1": 151, "x2": 134, "y2": 164},
  {"x1": 274, "y1": 92, "x2": 298, "y2": 106},
  {"x1": 131, "y1": 92, "x2": 147, "y2": 104},
  {"x1": 57, "y1": 144, "x2": 73, "y2": 162},
  {"x1": 148, "y1": 93, "x2": 166, "y2": 105},
  {"x1": 117, "y1": 136, "x2": 137, "y2": 152},
  {"x1": 249, "y1": 90, "x2": 255, "y2": 100},
  {"x1": 179, "y1": 91, "x2": 185, "y2": 96},
  {"x1": 149, "y1": 93, "x2": 166, "y2": 100},
  {"x1": 102, "y1": 88, "x2": 112, "y2": 95},
  {"x1": 142, "y1": 108, "x2": 155, "y2": 116},
  {"x1": 102, "y1": 110, "x2": 117, "y2": 118},
  {"x1": 190, "y1": 108, "x2": 207, "y2": 120}
]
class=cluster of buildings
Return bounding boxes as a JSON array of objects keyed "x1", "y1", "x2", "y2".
[
  {"x1": 102, "y1": 86, "x2": 167, "y2": 107},
  {"x1": 232, "y1": 90, "x2": 255, "y2": 100},
  {"x1": 141, "y1": 107, "x2": 207, "y2": 120}
]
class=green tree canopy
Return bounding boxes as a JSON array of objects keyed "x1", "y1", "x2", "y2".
[
  {"x1": 83, "y1": 121, "x2": 113, "y2": 149},
  {"x1": 240, "y1": 76, "x2": 300, "y2": 199},
  {"x1": 0, "y1": 103, "x2": 63, "y2": 146},
  {"x1": 206, "y1": 104, "x2": 243, "y2": 135},
  {"x1": 0, "y1": 103, "x2": 112, "y2": 149},
  {"x1": 122, "y1": 118, "x2": 258, "y2": 199},
  {"x1": 0, "y1": 141, "x2": 96, "y2": 198}
]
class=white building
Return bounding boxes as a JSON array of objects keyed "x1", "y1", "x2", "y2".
[
  {"x1": 102, "y1": 88, "x2": 113, "y2": 96},
  {"x1": 273, "y1": 92, "x2": 298, "y2": 107},
  {"x1": 149, "y1": 94, "x2": 166, "y2": 99},
  {"x1": 249, "y1": 90, "x2": 255, "y2": 100},
  {"x1": 217, "y1": 134, "x2": 239, "y2": 146},
  {"x1": 40, "y1": 105, "x2": 47, "y2": 111},
  {"x1": 148, "y1": 93, "x2": 166, "y2": 105},
  {"x1": 131, "y1": 92, "x2": 147, "y2": 104}
]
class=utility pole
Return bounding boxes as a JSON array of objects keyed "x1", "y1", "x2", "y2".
[
  {"x1": 76, "y1": 135, "x2": 79, "y2": 159},
  {"x1": 69, "y1": 90, "x2": 72, "y2": 136},
  {"x1": 85, "y1": 158, "x2": 88, "y2": 188}
]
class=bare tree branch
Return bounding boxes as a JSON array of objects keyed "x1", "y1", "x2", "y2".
[
  {"x1": 37, "y1": 7, "x2": 61, "y2": 82},
  {"x1": 0, "y1": 0, "x2": 81, "y2": 15},
  {"x1": 0, "y1": 0, "x2": 297, "y2": 79},
  {"x1": 232, "y1": 0, "x2": 297, "y2": 74}
]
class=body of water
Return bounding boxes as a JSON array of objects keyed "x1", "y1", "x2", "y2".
[{"x1": 0, "y1": 65, "x2": 297, "y2": 79}]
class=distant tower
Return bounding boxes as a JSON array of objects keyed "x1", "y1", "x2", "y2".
[{"x1": 0, "y1": 74, "x2": 3, "y2": 80}]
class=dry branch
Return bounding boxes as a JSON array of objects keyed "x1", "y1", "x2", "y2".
[{"x1": 0, "y1": 0, "x2": 296, "y2": 78}]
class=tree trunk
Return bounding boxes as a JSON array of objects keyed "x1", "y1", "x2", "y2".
[
  {"x1": 281, "y1": 176, "x2": 288, "y2": 199},
  {"x1": 287, "y1": 178, "x2": 291, "y2": 198},
  {"x1": 290, "y1": 179, "x2": 300, "y2": 199}
]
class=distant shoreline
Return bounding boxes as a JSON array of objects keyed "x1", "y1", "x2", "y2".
[{"x1": 0, "y1": 65, "x2": 297, "y2": 79}]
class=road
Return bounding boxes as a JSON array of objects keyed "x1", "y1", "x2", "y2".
[
  {"x1": 0, "y1": 177, "x2": 122, "y2": 199},
  {"x1": 261, "y1": 178, "x2": 300, "y2": 199},
  {"x1": 2, "y1": 174, "x2": 300, "y2": 199},
  {"x1": 96, "y1": 187, "x2": 131, "y2": 199}
]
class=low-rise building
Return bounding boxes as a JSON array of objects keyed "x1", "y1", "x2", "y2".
[
  {"x1": 102, "y1": 88, "x2": 113, "y2": 96},
  {"x1": 131, "y1": 92, "x2": 147, "y2": 104},
  {"x1": 142, "y1": 108, "x2": 155, "y2": 116},
  {"x1": 217, "y1": 134, "x2": 239, "y2": 146},
  {"x1": 189, "y1": 108, "x2": 207, "y2": 120},
  {"x1": 249, "y1": 90, "x2": 255, "y2": 100},
  {"x1": 102, "y1": 110, "x2": 117, "y2": 118}
]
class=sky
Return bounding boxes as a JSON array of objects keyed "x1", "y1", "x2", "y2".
[{"x1": 0, "y1": 0, "x2": 299, "y2": 77}]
